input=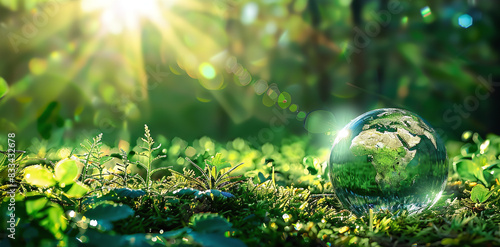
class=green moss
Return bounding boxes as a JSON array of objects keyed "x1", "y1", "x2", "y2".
[{"x1": 0, "y1": 130, "x2": 499, "y2": 247}]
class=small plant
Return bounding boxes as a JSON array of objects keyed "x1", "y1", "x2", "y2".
[
  {"x1": 470, "y1": 184, "x2": 498, "y2": 204},
  {"x1": 4, "y1": 126, "x2": 500, "y2": 247},
  {"x1": 454, "y1": 132, "x2": 500, "y2": 205},
  {"x1": 164, "y1": 167, "x2": 198, "y2": 189},
  {"x1": 136, "y1": 124, "x2": 167, "y2": 191},
  {"x1": 114, "y1": 148, "x2": 132, "y2": 186},
  {"x1": 22, "y1": 157, "x2": 89, "y2": 200},
  {"x1": 454, "y1": 132, "x2": 500, "y2": 186},
  {"x1": 171, "y1": 153, "x2": 244, "y2": 192},
  {"x1": 0, "y1": 150, "x2": 25, "y2": 186},
  {"x1": 103, "y1": 148, "x2": 134, "y2": 188},
  {"x1": 77, "y1": 133, "x2": 111, "y2": 189}
]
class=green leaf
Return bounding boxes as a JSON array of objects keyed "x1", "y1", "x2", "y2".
[
  {"x1": 160, "y1": 228, "x2": 190, "y2": 239},
  {"x1": 470, "y1": 184, "x2": 492, "y2": 203},
  {"x1": 211, "y1": 153, "x2": 231, "y2": 170},
  {"x1": 54, "y1": 158, "x2": 80, "y2": 185},
  {"x1": 84, "y1": 203, "x2": 134, "y2": 222},
  {"x1": 109, "y1": 153, "x2": 123, "y2": 159},
  {"x1": 0, "y1": 77, "x2": 8, "y2": 99},
  {"x1": 26, "y1": 195, "x2": 49, "y2": 215},
  {"x1": 190, "y1": 213, "x2": 232, "y2": 234},
  {"x1": 258, "y1": 172, "x2": 268, "y2": 184},
  {"x1": 483, "y1": 163, "x2": 500, "y2": 185},
  {"x1": 25, "y1": 195, "x2": 67, "y2": 237},
  {"x1": 455, "y1": 160, "x2": 480, "y2": 182},
  {"x1": 150, "y1": 166, "x2": 172, "y2": 176},
  {"x1": 23, "y1": 165, "x2": 56, "y2": 187},
  {"x1": 112, "y1": 188, "x2": 146, "y2": 198},
  {"x1": 136, "y1": 162, "x2": 148, "y2": 171},
  {"x1": 307, "y1": 166, "x2": 318, "y2": 175},
  {"x1": 63, "y1": 182, "x2": 89, "y2": 198},
  {"x1": 303, "y1": 156, "x2": 314, "y2": 167},
  {"x1": 44, "y1": 204, "x2": 68, "y2": 236}
]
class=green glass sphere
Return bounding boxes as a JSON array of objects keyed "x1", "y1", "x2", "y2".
[{"x1": 328, "y1": 108, "x2": 448, "y2": 216}]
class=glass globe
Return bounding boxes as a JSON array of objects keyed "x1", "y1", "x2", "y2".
[{"x1": 328, "y1": 108, "x2": 448, "y2": 216}]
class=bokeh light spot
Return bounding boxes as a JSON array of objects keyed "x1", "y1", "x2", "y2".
[
  {"x1": 278, "y1": 92, "x2": 291, "y2": 109},
  {"x1": 420, "y1": 6, "x2": 434, "y2": 23},
  {"x1": 462, "y1": 131, "x2": 473, "y2": 141},
  {"x1": 58, "y1": 148, "x2": 71, "y2": 159},
  {"x1": 176, "y1": 157, "x2": 185, "y2": 165},
  {"x1": 118, "y1": 139, "x2": 130, "y2": 152},
  {"x1": 241, "y1": 2, "x2": 259, "y2": 25},
  {"x1": 265, "y1": 22, "x2": 277, "y2": 34},
  {"x1": 199, "y1": 63, "x2": 216, "y2": 79},
  {"x1": 297, "y1": 111, "x2": 306, "y2": 120},
  {"x1": 196, "y1": 97, "x2": 211, "y2": 103},
  {"x1": 234, "y1": 70, "x2": 252, "y2": 86},
  {"x1": 254, "y1": 79, "x2": 268, "y2": 95},
  {"x1": 304, "y1": 110, "x2": 336, "y2": 134},
  {"x1": 185, "y1": 146, "x2": 197, "y2": 157},
  {"x1": 289, "y1": 104, "x2": 298, "y2": 112},
  {"x1": 262, "y1": 89, "x2": 279, "y2": 107},
  {"x1": 266, "y1": 88, "x2": 278, "y2": 100},
  {"x1": 401, "y1": 16, "x2": 408, "y2": 27},
  {"x1": 458, "y1": 14, "x2": 473, "y2": 28},
  {"x1": 50, "y1": 51, "x2": 61, "y2": 61},
  {"x1": 420, "y1": 6, "x2": 431, "y2": 18},
  {"x1": 29, "y1": 58, "x2": 48, "y2": 75}
]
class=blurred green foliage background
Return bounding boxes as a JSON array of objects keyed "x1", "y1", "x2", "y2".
[{"x1": 0, "y1": 0, "x2": 499, "y2": 149}]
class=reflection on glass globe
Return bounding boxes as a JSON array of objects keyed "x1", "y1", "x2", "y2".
[{"x1": 328, "y1": 108, "x2": 448, "y2": 217}]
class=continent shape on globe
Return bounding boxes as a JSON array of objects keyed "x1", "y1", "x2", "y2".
[{"x1": 349, "y1": 110, "x2": 437, "y2": 192}]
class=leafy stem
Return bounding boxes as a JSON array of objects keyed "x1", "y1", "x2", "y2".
[
  {"x1": 138, "y1": 125, "x2": 166, "y2": 191},
  {"x1": 79, "y1": 133, "x2": 103, "y2": 183}
]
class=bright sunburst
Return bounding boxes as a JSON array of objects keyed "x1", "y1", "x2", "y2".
[{"x1": 80, "y1": 0, "x2": 166, "y2": 34}]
